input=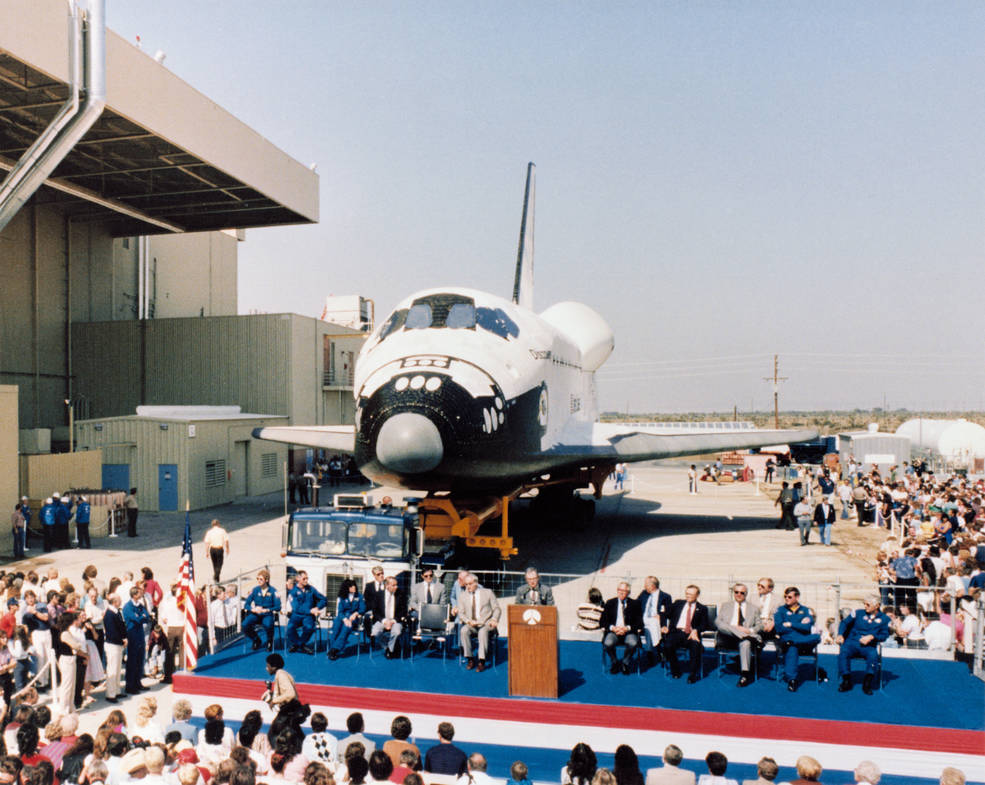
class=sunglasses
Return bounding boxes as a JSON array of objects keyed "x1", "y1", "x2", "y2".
[{"x1": 733, "y1": 590, "x2": 747, "y2": 595}]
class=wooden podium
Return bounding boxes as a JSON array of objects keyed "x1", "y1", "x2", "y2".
[{"x1": 507, "y1": 604, "x2": 558, "y2": 698}]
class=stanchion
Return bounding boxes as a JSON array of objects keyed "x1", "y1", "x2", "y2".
[{"x1": 108, "y1": 508, "x2": 118, "y2": 538}]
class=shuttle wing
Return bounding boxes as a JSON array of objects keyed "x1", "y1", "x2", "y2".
[
  {"x1": 251, "y1": 425, "x2": 355, "y2": 454},
  {"x1": 549, "y1": 423, "x2": 818, "y2": 463}
]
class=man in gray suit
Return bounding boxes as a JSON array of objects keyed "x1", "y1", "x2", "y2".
[
  {"x1": 458, "y1": 572, "x2": 501, "y2": 672},
  {"x1": 514, "y1": 567, "x2": 555, "y2": 605},
  {"x1": 645, "y1": 744, "x2": 695, "y2": 785},
  {"x1": 715, "y1": 582, "x2": 762, "y2": 687},
  {"x1": 410, "y1": 567, "x2": 445, "y2": 612}
]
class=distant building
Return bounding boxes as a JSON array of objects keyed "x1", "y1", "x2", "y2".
[
  {"x1": 75, "y1": 406, "x2": 288, "y2": 511},
  {"x1": 837, "y1": 424, "x2": 910, "y2": 474},
  {"x1": 321, "y1": 295, "x2": 374, "y2": 332}
]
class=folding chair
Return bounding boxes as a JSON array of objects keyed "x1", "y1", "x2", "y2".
[{"x1": 413, "y1": 603, "x2": 451, "y2": 661}]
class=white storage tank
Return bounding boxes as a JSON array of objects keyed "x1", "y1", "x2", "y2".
[{"x1": 896, "y1": 418, "x2": 985, "y2": 459}]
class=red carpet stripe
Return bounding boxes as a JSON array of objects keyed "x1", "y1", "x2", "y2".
[{"x1": 173, "y1": 674, "x2": 981, "y2": 756}]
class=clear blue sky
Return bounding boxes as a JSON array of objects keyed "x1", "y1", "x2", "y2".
[{"x1": 108, "y1": 2, "x2": 984, "y2": 413}]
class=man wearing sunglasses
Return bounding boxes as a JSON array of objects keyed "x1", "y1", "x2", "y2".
[{"x1": 715, "y1": 583, "x2": 762, "y2": 687}]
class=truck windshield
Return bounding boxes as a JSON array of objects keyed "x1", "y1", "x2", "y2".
[
  {"x1": 348, "y1": 522, "x2": 406, "y2": 558},
  {"x1": 289, "y1": 518, "x2": 406, "y2": 559},
  {"x1": 291, "y1": 518, "x2": 347, "y2": 555}
]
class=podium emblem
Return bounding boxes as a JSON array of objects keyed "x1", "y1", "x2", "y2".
[{"x1": 522, "y1": 608, "x2": 542, "y2": 625}]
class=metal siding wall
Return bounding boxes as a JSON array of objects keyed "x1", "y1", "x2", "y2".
[{"x1": 72, "y1": 322, "x2": 143, "y2": 419}]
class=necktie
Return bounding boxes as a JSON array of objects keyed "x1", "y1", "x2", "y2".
[
  {"x1": 531, "y1": 590, "x2": 539, "y2": 604},
  {"x1": 646, "y1": 594, "x2": 655, "y2": 618},
  {"x1": 386, "y1": 592, "x2": 393, "y2": 620},
  {"x1": 472, "y1": 592, "x2": 477, "y2": 621},
  {"x1": 426, "y1": 585, "x2": 432, "y2": 604},
  {"x1": 684, "y1": 603, "x2": 693, "y2": 634},
  {"x1": 737, "y1": 603, "x2": 744, "y2": 626}
]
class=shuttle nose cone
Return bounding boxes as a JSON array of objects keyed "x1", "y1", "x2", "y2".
[{"x1": 376, "y1": 412, "x2": 444, "y2": 474}]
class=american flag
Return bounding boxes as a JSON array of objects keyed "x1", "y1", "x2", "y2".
[{"x1": 178, "y1": 508, "x2": 198, "y2": 670}]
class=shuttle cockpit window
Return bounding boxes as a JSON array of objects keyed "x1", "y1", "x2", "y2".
[
  {"x1": 405, "y1": 303, "x2": 433, "y2": 330},
  {"x1": 378, "y1": 308, "x2": 408, "y2": 340},
  {"x1": 475, "y1": 307, "x2": 519, "y2": 340},
  {"x1": 446, "y1": 302, "x2": 476, "y2": 328}
]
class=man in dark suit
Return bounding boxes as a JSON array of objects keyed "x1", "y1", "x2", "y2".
[
  {"x1": 364, "y1": 565, "x2": 387, "y2": 622},
  {"x1": 661, "y1": 584, "x2": 709, "y2": 683},
  {"x1": 370, "y1": 576, "x2": 408, "y2": 658},
  {"x1": 813, "y1": 498, "x2": 836, "y2": 546},
  {"x1": 637, "y1": 576, "x2": 672, "y2": 666},
  {"x1": 600, "y1": 581, "x2": 642, "y2": 675}
]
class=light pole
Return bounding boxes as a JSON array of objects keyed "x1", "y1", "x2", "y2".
[{"x1": 64, "y1": 398, "x2": 74, "y2": 452}]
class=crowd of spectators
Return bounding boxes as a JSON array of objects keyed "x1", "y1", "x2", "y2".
[
  {"x1": 770, "y1": 458, "x2": 985, "y2": 658},
  {"x1": 0, "y1": 695, "x2": 970, "y2": 785}
]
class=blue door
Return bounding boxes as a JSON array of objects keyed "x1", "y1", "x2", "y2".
[
  {"x1": 158, "y1": 464, "x2": 178, "y2": 511},
  {"x1": 102, "y1": 464, "x2": 130, "y2": 491}
]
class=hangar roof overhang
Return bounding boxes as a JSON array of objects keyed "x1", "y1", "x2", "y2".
[{"x1": 0, "y1": 0, "x2": 318, "y2": 236}]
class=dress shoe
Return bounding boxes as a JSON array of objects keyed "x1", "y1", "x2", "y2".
[
  {"x1": 787, "y1": 679, "x2": 798, "y2": 692},
  {"x1": 384, "y1": 649, "x2": 394, "y2": 659},
  {"x1": 838, "y1": 676, "x2": 852, "y2": 692},
  {"x1": 818, "y1": 667, "x2": 829, "y2": 683},
  {"x1": 105, "y1": 696, "x2": 118, "y2": 703},
  {"x1": 738, "y1": 675, "x2": 751, "y2": 688},
  {"x1": 862, "y1": 674, "x2": 874, "y2": 695},
  {"x1": 609, "y1": 661, "x2": 621, "y2": 675},
  {"x1": 328, "y1": 649, "x2": 339, "y2": 661},
  {"x1": 266, "y1": 641, "x2": 274, "y2": 652},
  {"x1": 476, "y1": 660, "x2": 486, "y2": 673},
  {"x1": 251, "y1": 639, "x2": 262, "y2": 651},
  {"x1": 687, "y1": 674, "x2": 699, "y2": 684},
  {"x1": 301, "y1": 645, "x2": 315, "y2": 655},
  {"x1": 466, "y1": 658, "x2": 476, "y2": 670},
  {"x1": 288, "y1": 645, "x2": 299, "y2": 653},
  {"x1": 671, "y1": 671, "x2": 682, "y2": 679},
  {"x1": 621, "y1": 662, "x2": 631, "y2": 675}
]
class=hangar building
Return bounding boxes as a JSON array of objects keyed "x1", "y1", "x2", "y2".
[{"x1": 0, "y1": 0, "x2": 321, "y2": 533}]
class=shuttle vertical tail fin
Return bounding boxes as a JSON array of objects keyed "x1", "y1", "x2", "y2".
[{"x1": 512, "y1": 162, "x2": 535, "y2": 310}]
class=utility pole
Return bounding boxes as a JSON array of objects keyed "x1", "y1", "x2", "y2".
[{"x1": 763, "y1": 354, "x2": 787, "y2": 429}]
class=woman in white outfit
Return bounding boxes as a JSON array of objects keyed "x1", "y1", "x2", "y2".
[{"x1": 54, "y1": 612, "x2": 87, "y2": 714}]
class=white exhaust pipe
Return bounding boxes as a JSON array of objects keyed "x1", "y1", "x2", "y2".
[{"x1": 0, "y1": 0, "x2": 107, "y2": 233}]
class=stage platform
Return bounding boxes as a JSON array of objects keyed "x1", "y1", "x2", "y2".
[{"x1": 173, "y1": 638, "x2": 985, "y2": 784}]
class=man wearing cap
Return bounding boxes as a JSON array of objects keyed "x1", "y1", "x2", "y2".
[
  {"x1": 75, "y1": 496, "x2": 91, "y2": 549},
  {"x1": 836, "y1": 595, "x2": 891, "y2": 695},
  {"x1": 55, "y1": 494, "x2": 73, "y2": 549},
  {"x1": 39, "y1": 498, "x2": 57, "y2": 553}
]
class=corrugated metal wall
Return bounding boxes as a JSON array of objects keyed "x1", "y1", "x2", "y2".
[
  {"x1": 75, "y1": 414, "x2": 287, "y2": 511},
  {"x1": 72, "y1": 314, "x2": 311, "y2": 421}
]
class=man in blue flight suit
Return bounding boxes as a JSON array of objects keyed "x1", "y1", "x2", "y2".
[
  {"x1": 286, "y1": 570, "x2": 325, "y2": 655},
  {"x1": 836, "y1": 595, "x2": 890, "y2": 695},
  {"x1": 40, "y1": 498, "x2": 57, "y2": 553},
  {"x1": 773, "y1": 586, "x2": 823, "y2": 692},
  {"x1": 122, "y1": 586, "x2": 151, "y2": 695},
  {"x1": 75, "y1": 496, "x2": 92, "y2": 549},
  {"x1": 243, "y1": 569, "x2": 281, "y2": 651},
  {"x1": 55, "y1": 495, "x2": 73, "y2": 548}
]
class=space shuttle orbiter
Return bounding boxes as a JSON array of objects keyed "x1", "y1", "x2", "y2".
[{"x1": 256, "y1": 164, "x2": 815, "y2": 500}]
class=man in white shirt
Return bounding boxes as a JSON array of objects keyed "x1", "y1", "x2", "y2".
[
  {"x1": 755, "y1": 578, "x2": 776, "y2": 640},
  {"x1": 456, "y1": 753, "x2": 502, "y2": 785}
]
